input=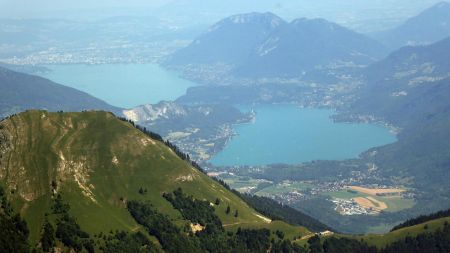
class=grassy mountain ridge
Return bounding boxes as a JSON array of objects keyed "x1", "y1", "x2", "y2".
[
  {"x1": 346, "y1": 216, "x2": 450, "y2": 248},
  {"x1": 294, "y1": 212, "x2": 450, "y2": 252},
  {"x1": 0, "y1": 110, "x2": 308, "y2": 247}
]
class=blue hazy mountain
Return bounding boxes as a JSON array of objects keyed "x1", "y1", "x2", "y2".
[
  {"x1": 352, "y1": 36, "x2": 450, "y2": 126},
  {"x1": 165, "y1": 12, "x2": 388, "y2": 80},
  {"x1": 165, "y1": 12, "x2": 286, "y2": 66},
  {"x1": 374, "y1": 2, "x2": 450, "y2": 49},
  {"x1": 337, "y1": 36, "x2": 450, "y2": 217},
  {"x1": 234, "y1": 18, "x2": 388, "y2": 78},
  {"x1": 0, "y1": 66, "x2": 121, "y2": 118}
]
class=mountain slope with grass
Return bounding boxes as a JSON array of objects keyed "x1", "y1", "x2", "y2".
[
  {"x1": 0, "y1": 110, "x2": 311, "y2": 252},
  {"x1": 296, "y1": 212, "x2": 450, "y2": 252}
]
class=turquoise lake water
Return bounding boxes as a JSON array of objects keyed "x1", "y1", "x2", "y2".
[
  {"x1": 209, "y1": 105, "x2": 396, "y2": 166},
  {"x1": 38, "y1": 65, "x2": 396, "y2": 166},
  {"x1": 39, "y1": 64, "x2": 197, "y2": 108}
]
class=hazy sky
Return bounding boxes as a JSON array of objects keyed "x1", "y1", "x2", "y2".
[
  {"x1": 0, "y1": 0, "x2": 170, "y2": 18},
  {"x1": 0, "y1": 0, "x2": 445, "y2": 32}
]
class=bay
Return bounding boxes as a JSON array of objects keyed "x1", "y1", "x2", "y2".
[{"x1": 209, "y1": 104, "x2": 396, "y2": 166}]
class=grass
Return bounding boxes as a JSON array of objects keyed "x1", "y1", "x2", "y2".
[
  {"x1": 326, "y1": 190, "x2": 365, "y2": 199},
  {"x1": 295, "y1": 217, "x2": 450, "y2": 248},
  {"x1": 341, "y1": 217, "x2": 450, "y2": 248},
  {"x1": 381, "y1": 197, "x2": 415, "y2": 212},
  {"x1": 226, "y1": 220, "x2": 310, "y2": 241},
  {"x1": 0, "y1": 110, "x2": 309, "y2": 244}
]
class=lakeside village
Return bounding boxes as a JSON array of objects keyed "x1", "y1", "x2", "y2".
[{"x1": 208, "y1": 165, "x2": 416, "y2": 216}]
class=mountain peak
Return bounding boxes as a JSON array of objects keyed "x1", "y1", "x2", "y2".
[
  {"x1": 211, "y1": 12, "x2": 285, "y2": 31},
  {"x1": 1, "y1": 110, "x2": 304, "y2": 243},
  {"x1": 290, "y1": 18, "x2": 342, "y2": 32}
]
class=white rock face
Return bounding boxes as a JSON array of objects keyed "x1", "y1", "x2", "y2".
[{"x1": 123, "y1": 101, "x2": 187, "y2": 122}]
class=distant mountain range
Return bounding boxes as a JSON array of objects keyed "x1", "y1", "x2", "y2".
[
  {"x1": 0, "y1": 66, "x2": 121, "y2": 118},
  {"x1": 164, "y1": 12, "x2": 388, "y2": 83},
  {"x1": 341, "y1": 36, "x2": 450, "y2": 204},
  {"x1": 234, "y1": 17, "x2": 387, "y2": 78},
  {"x1": 352, "y1": 36, "x2": 450, "y2": 126},
  {"x1": 374, "y1": 1, "x2": 450, "y2": 49}
]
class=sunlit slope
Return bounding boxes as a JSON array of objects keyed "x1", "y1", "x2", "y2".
[
  {"x1": 352, "y1": 216, "x2": 450, "y2": 248},
  {"x1": 0, "y1": 110, "x2": 307, "y2": 243}
]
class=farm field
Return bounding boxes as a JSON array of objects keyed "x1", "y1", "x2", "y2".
[
  {"x1": 326, "y1": 187, "x2": 415, "y2": 214},
  {"x1": 347, "y1": 186, "x2": 405, "y2": 196}
]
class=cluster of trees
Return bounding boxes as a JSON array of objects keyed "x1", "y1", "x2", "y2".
[
  {"x1": 127, "y1": 200, "x2": 201, "y2": 253},
  {"x1": 50, "y1": 194, "x2": 95, "y2": 253},
  {"x1": 117, "y1": 116, "x2": 332, "y2": 234},
  {"x1": 314, "y1": 236, "x2": 377, "y2": 253},
  {"x1": 307, "y1": 221, "x2": 450, "y2": 253},
  {"x1": 128, "y1": 198, "x2": 307, "y2": 253},
  {"x1": 240, "y1": 194, "x2": 331, "y2": 232},
  {"x1": 391, "y1": 209, "x2": 450, "y2": 231},
  {"x1": 383, "y1": 222, "x2": 450, "y2": 253},
  {"x1": 163, "y1": 188, "x2": 222, "y2": 227},
  {"x1": 40, "y1": 219, "x2": 55, "y2": 252},
  {"x1": 0, "y1": 186, "x2": 30, "y2": 253},
  {"x1": 99, "y1": 231, "x2": 159, "y2": 253}
]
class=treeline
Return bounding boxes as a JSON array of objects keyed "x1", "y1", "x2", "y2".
[
  {"x1": 213, "y1": 176, "x2": 331, "y2": 233},
  {"x1": 50, "y1": 194, "x2": 95, "y2": 253},
  {"x1": 99, "y1": 230, "x2": 160, "y2": 253},
  {"x1": 240, "y1": 194, "x2": 332, "y2": 232},
  {"x1": 382, "y1": 222, "x2": 450, "y2": 253},
  {"x1": 127, "y1": 200, "x2": 204, "y2": 253},
  {"x1": 391, "y1": 209, "x2": 450, "y2": 231},
  {"x1": 311, "y1": 236, "x2": 377, "y2": 253},
  {"x1": 117, "y1": 116, "x2": 332, "y2": 234},
  {"x1": 0, "y1": 186, "x2": 30, "y2": 253},
  {"x1": 128, "y1": 191, "x2": 307, "y2": 253},
  {"x1": 309, "y1": 221, "x2": 450, "y2": 253},
  {"x1": 163, "y1": 188, "x2": 222, "y2": 227},
  {"x1": 0, "y1": 190, "x2": 160, "y2": 253}
]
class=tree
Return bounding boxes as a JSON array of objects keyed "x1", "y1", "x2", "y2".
[
  {"x1": 215, "y1": 198, "x2": 220, "y2": 206},
  {"x1": 234, "y1": 210, "x2": 239, "y2": 218},
  {"x1": 226, "y1": 205, "x2": 231, "y2": 215},
  {"x1": 40, "y1": 219, "x2": 55, "y2": 252}
]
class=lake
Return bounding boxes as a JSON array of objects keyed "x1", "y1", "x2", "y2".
[
  {"x1": 209, "y1": 105, "x2": 396, "y2": 166},
  {"x1": 39, "y1": 64, "x2": 197, "y2": 108}
]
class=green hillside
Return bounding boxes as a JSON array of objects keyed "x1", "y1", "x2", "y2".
[
  {"x1": 294, "y1": 215, "x2": 450, "y2": 252},
  {"x1": 355, "y1": 216, "x2": 450, "y2": 248},
  {"x1": 0, "y1": 110, "x2": 308, "y2": 251}
]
